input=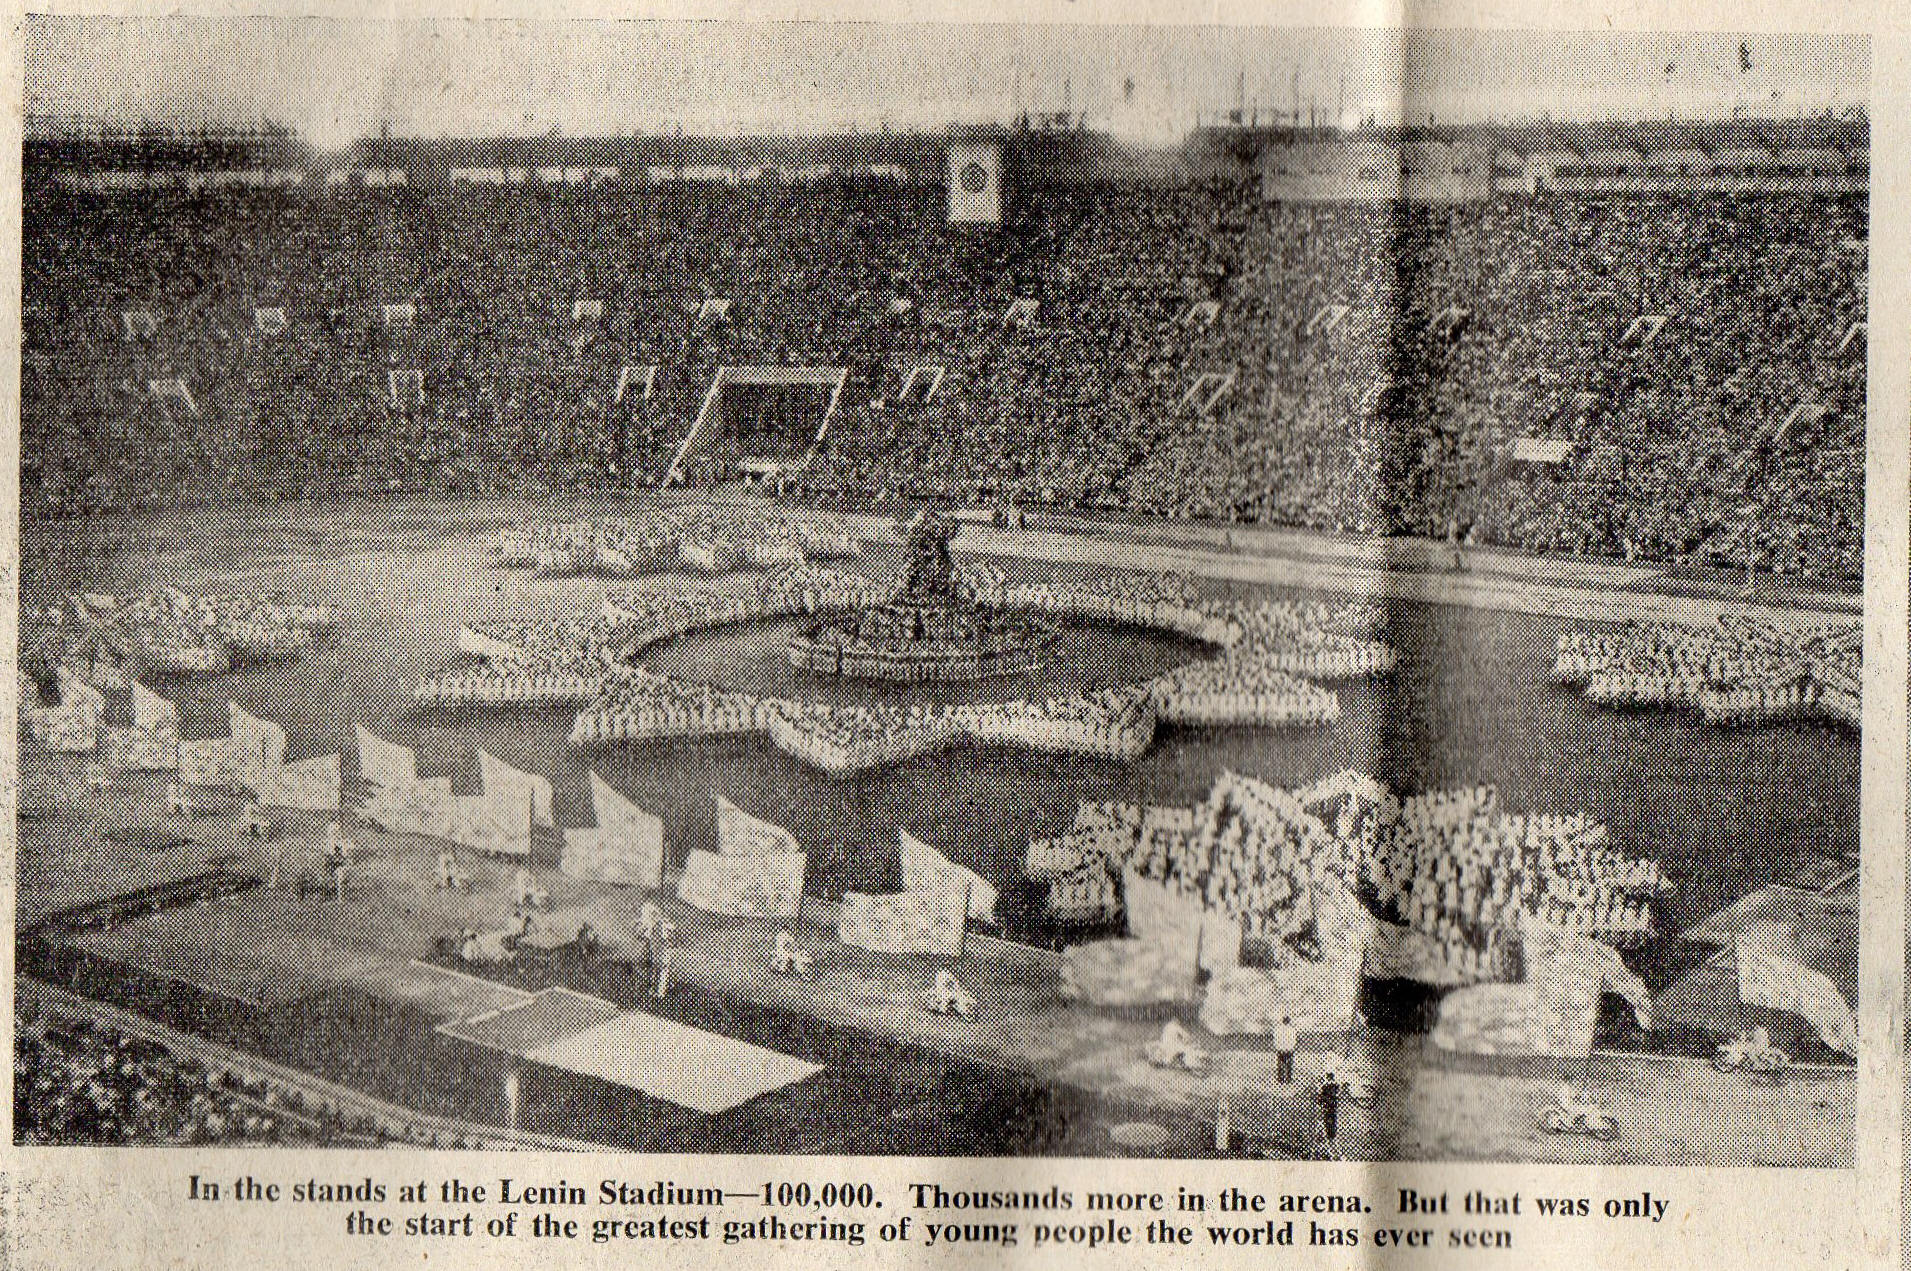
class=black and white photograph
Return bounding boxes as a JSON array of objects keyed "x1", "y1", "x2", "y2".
[{"x1": 14, "y1": 16, "x2": 1868, "y2": 1170}]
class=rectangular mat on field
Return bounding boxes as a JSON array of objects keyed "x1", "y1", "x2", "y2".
[
  {"x1": 441, "y1": 987, "x2": 823, "y2": 1114},
  {"x1": 440, "y1": 987, "x2": 623, "y2": 1052}
]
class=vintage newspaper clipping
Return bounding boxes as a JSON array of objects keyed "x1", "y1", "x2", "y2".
[{"x1": 3, "y1": 0, "x2": 1907, "y2": 1267}]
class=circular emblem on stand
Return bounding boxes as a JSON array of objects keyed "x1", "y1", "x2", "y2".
[{"x1": 959, "y1": 161, "x2": 990, "y2": 194}]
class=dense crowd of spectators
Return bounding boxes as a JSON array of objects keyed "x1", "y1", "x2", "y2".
[
  {"x1": 15, "y1": 1000, "x2": 552, "y2": 1149},
  {"x1": 23, "y1": 175, "x2": 1865, "y2": 581},
  {"x1": 1113, "y1": 194, "x2": 1865, "y2": 582},
  {"x1": 16, "y1": 1007, "x2": 326, "y2": 1145}
]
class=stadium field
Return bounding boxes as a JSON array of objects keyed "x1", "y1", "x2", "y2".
[
  {"x1": 17, "y1": 492, "x2": 1860, "y2": 1162},
  {"x1": 21, "y1": 493, "x2": 1857, "y2": 942}
]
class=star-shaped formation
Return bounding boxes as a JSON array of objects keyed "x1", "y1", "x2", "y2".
[
  {"x1": 419, "y1": 550, "x2": 1398, "y2": 775},
  {"x1": 1552, "y1": 614, "x2": 1860, "y2": 729},
  {"x1": 28, "y1": 588, "x2": 339, "y2": 685}
]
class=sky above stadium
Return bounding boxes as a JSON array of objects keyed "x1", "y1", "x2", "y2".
[{"x1": 25, "y1": 17, "x2": 1868, "y2": 148}]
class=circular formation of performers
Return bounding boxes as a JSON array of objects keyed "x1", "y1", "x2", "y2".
[
  {"x1": 788, "y1": 510, "x2": 1060, "y2": 683},
  {"x1": 423, "y1": 532, "x2": 1401, "y2": 774}
]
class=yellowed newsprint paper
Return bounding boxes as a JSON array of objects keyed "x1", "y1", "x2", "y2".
[{"x1": 2, "y1": 0, "x2": 1907, "y2": 1267}]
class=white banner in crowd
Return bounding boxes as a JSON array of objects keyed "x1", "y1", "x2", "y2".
[
  {"x1": 355, "y1": 725, "x2": 419, "y2": 789},
  {"x1": 716, "y1": 794, "x2": 803, "y2": 856},
  {"x1": 899, "y1": 829, "x2": 997, "y2": 924},
  {"x1": 478, "y1": 748, "x2": 556, "y2": 827}
]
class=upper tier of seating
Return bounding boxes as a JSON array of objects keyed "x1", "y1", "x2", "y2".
[{"x1": 22, "y1": 179, "x2": 1866, "y2": 582}]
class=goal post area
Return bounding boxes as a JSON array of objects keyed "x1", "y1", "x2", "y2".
[{"x1": 667, "y1": 365, "x2": 848, "y2": 484}]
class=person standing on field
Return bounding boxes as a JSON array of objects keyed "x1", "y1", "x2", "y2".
[
  {"x1": 1274, "y1": 1014, "x2": 1298, "y2": 1084},
  {"x1": 1319, "y1": 1071, "x2": 1342, "y2": 1158}
]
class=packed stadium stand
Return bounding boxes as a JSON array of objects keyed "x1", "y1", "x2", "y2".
[{"x1": 22, "y1": 119, "x2": 1867, "y2": 582}]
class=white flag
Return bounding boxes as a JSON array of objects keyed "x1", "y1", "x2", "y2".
[
  {"x1": 259, "y1": 754, "x2": 343, "y2": 812},
  {"x1": 678, "y1": 848, "x2": 805, "y2": 917},
  {"x1": 479, "y1": 748, "x2": 555, "y2": 827},
  {"x1": 56, "y1": 668, "x2": 107, "y2": 715},
  {"x1": 229, "y1": 702, "x2": 288, "y2": 792},
  {"x1": 178, "y1": 738, "x2": 238, "y2": 787},
  {"x1": 356, "y1": 725, "x2": 418, "y2": 789},
  {"x1": 569, "y1": 772, "x2": 666, "y2": 887},
  {"x1": 359, "y1": 780, "x2": 458, "y2": 840},
  {"x1": 448, "y1": 788, "x2": 532, "y2": 858},
  {"x1": 131, "y1": 681, "x2": 179, "y2": 731},
  {"x1": 1736, "y1": 936, "x2": 1857, "y2": 1056},
  {"x1": 716, "y1": 794, "x2": 803, "y2": 856},
  {"x1": 900, "y1": 829, "x2": 997, "y2": 924},
  {"x1": 838, "y1": 888, "x2": 966, "y2": 957}
]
